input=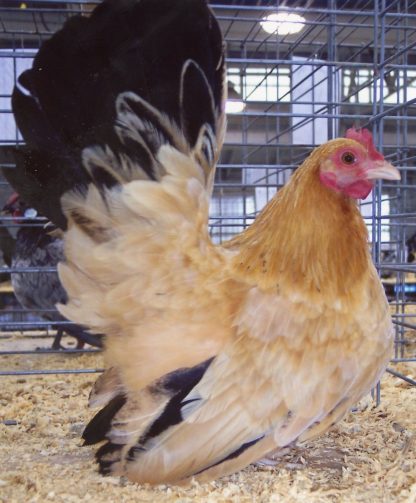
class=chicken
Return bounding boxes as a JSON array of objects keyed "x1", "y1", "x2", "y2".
[
  {"x1": 2, "y1": 193, "x2": 103, "y2": 349},
  {"x1": 8, "y1": 0, "x2": 400, "y2": 485},
  {"x1": 0, "y1": 223, "x2": 15, "y2": 284}
]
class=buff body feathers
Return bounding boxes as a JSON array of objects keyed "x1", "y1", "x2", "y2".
[{"x1": 9, "y1": 0, "x2": 395, "y2": 486}]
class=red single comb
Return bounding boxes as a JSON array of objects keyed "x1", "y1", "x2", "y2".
[{"x1": 345, "y1": 128, "x2": 384, "y2": 161}]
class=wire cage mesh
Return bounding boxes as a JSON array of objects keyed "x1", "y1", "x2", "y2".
[{"x1": 0, "y1": 0, "x2": 415, "y2": 390}]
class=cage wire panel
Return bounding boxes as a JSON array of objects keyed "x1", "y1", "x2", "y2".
[{"x1": 0, "y1": 1, "x2": 415, "y2": 387}]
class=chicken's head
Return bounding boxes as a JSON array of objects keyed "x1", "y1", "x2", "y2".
[
  {"x1": 319, "y1": 128, "x2": 400, "y2": 199},
  {"x1": 2, "y1": 192, "x2": 38, "y2": 223}
]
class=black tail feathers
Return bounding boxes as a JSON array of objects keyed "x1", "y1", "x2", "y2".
[
  {"x1": 8, "y1": 0, "x2": 224, "y2": 229},
  {"x1": 83, "y1": 358, "x2": 214, "y2": 476}
]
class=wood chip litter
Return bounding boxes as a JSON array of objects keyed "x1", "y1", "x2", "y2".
[{"x1": 0, "y1": 335, "x2": 415, "y2": 503}]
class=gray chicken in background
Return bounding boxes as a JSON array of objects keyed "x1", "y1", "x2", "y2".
[
  {"x1": 2, "y1": 193, "x2": 103, "y2": 349},
  {"x1": 0, "y1": 224, "x2": 15, "y2": 284}
]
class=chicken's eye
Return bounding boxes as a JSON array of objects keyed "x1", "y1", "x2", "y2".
[{"x1": 341, "y1": 151, "x2": 356, "y2": 165}]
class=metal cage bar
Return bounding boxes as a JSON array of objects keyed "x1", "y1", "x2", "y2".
[{"x1": 0, "y1": 0, "x2": 415, "y2": 384}]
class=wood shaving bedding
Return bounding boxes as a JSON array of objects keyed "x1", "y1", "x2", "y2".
[{"x1": 0, "y1": 328, "x2": 415, "y2": 503}]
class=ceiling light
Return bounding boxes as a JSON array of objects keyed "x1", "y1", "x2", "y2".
[
  {"x1": 226, "y1": 82, "x2": 245, "y2": 114},
  {"x1": 261, "y1": 12, "x2": 306, "y2": 36},
  {"x1": 226, "y1": 100, "x2": 245, "y2": 114}
]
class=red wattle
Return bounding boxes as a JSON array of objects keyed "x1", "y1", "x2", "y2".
[
  {"x1": 343, "y1": 180, "x2": 373, "y2": 199},
  {"x1": 320, "y1": 172, "x2": 373, "y2": 199}
]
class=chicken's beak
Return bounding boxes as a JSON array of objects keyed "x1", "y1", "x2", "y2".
[{"x1": 365, "y1": 161, "x2": 401, "y2": 181}]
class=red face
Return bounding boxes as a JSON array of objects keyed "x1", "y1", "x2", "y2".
[
  {"x1": 2, "y1": 193, "x2": 37, "y2": 223},
  {"x1": 319, "y1": 129, "x2": 401, "y2": 200}
]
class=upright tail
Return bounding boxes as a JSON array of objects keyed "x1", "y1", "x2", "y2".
[
  {"x1": 10, "y1": 0, "x2": 298, "y2": 487},
  {"x1": 6, "y1": 0, "x2": 225, "y2": 229},
  {"x1": 5, "y1": 0, "x2": 249, "y2": 486}
]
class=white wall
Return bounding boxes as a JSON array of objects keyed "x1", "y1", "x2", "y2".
[{"x1": 0, "y1": 50, "x2": 33, "y2": 143}]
